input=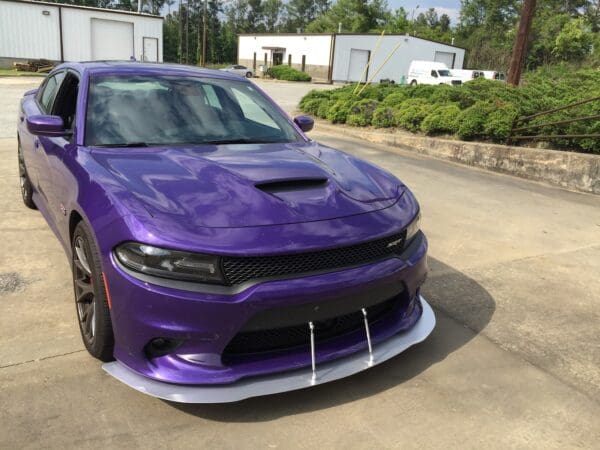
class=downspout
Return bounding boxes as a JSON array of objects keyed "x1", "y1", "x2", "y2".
[{"x1": 58, "y1": 5, "x2": 64, "y2": 62}]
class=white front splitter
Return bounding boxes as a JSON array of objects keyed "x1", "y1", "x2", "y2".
[{"x1": 103, "y1": 296, "x2": 436, "y2": 403}]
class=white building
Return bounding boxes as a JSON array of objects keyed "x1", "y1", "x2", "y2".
[
  {"x1": 238, "y1": 33, "x2": 465, "y2": 83},
  {"x1": 0, "y1": 0, "x2": 163, "y2": 68}
]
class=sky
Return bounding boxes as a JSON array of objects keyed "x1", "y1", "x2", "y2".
[{"x1": 389, "y1": 0, "x2": 462, "y2": 24}]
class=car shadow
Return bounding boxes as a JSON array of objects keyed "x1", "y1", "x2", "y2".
[{"x1": 166, "y1": 256, "x2": 495, "y2": 420}]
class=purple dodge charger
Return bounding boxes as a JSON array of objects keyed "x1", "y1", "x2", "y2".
[{"x1": 17, "y1": 62, "x2": 434, "y2": 402}]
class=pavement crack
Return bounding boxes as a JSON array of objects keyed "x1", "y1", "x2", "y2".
[{"x1": 0, "y1": 349, "x2": 85, "y2": 370}]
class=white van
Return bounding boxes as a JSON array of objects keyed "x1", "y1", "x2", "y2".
[
  {"x1": 451, "y1": 69, "x2": 485, "y2": 83},
  {"x1": 407, "y1": 61, "x2": 463, "y2": 86},
  {"x1": 482, "y1": 71, "x2": 506, "y2": 81}
]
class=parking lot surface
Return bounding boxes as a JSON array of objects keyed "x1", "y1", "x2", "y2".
[{"x1": 1, "y1": 77, "x2": 599, "y2": 449}]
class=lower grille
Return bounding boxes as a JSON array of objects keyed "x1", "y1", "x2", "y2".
[
  {"x1": 223, "y1": 294, "x2": 404, "y2": 357},
  {"x1": 222, "y1": 231, "x2": 406, "y2": 285}
]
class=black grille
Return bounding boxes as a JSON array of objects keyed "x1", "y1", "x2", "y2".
[
  {"x1": 222, "y1": 231, "x2": 406, "y2": 285},
  {"x1": 223, "y1": 295, "x2": 402, "y2": 357}
]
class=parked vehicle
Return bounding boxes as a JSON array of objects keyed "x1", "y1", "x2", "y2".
[
  {"x1": 482, "y1": 70, "x2": 506, "y2": 81},
  {"x1": 17, "y1": 62, "x2": 434, "y2": 403},
  {"x1": 220, "y1": 64, "x2": 253, "y2": 78},
  {"x1": 451, "y1": 69, "x2": 485, "y2": 83},
  {"x1": 407, "y1": 61, "x2": 462, "y2": 86}
]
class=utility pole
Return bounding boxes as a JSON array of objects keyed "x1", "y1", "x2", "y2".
[
  {"x1": 202, "y1": 0, "x2": 207, "y2": 66},
  {"x1": 507, "y1": 0, "x2": 537, "y2": 86},
  {"x1": 178, "y1": 0, "x2": 183, "y2": 63}
]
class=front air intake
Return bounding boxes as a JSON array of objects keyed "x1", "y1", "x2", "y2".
[{"x1": 255, "y1": 178, "x2": 328, "y2": 194}]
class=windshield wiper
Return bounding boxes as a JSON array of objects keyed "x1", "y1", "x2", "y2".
[{"x1": 93, "y1": 142, "x2": 149, "y2": 148}]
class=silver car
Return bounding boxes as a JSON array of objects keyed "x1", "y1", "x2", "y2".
[{"x1": 220, "y1": 65, "x2": 254, "y2": 78}]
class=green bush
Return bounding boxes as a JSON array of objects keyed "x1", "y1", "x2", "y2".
[
  {"x1": 381, "y1": 91, "x2": 409, "y2": 108},
  {"x1": 347, "y1": 99, "x2": 380, "y2": 126},
  {"x1": 394, "y1": 98, "x2": 434, "y2": 131},
  {"x1": 421, "y1": 104, "x2": 462, "y2": 135},
  {"x1": 457, "y1": 101, "x2": 496, "y2": 140},
  {"x1": 316, "y1": 100, "x2": 332, "y2": 119},
  {"x1": 372, "y1": 106, "x2": 396, "y2": 128},
  {"x1": 266, "y1": 65, "x2": 311, "y2": 82},
  {"x1": 483, "y1": 102, "x2": 519, "y2": 141},
  {"x1": 326, "y1": 97, "x2": 355, "y2": 123}
]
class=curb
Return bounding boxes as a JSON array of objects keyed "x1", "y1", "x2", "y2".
[{"x1": 313, "y1": 120, "x2": 600, "y2": 195}]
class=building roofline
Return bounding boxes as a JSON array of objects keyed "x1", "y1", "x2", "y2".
[
  {"x1": 0, "y1": 0, "x2": 163, "y2": 19},
  {"x1": 238, "y1": 32, "x2": 465, "y2": 51}
]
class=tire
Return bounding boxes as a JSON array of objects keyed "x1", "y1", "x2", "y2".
[
  {"x1": 18, "y1": 141, "x2": 36, "y2": 209},
  {"x1": 246, "y1": 72, "x2": 253, "y2": 78},
  {"x1": 410, "y1": 80, "x2": 417, "y2": 86},
  {"x1": 72, "y1": 221, "x2": 114, "y2": 361}
]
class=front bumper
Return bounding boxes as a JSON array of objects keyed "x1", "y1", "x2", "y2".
[
  {"x1": 103, "y1": 296, "x2": 435, "y2": 403},
  {"x1": 103, "y1": 231, "x2": 430, "y2": 387}
]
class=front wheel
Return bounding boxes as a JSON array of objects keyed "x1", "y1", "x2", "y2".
[
  {"x1": 410, "y1": 80, "x2": 417, "y2": 86},
  {"x1": 72, "y1": 221, "x2": 114, "y2": 361},
  {"x1": 246, "y1": 72, "x2": 253, "y2": 78},
  {"x1": 18, "y1": 142, "x2": 36, "y2": 209}
]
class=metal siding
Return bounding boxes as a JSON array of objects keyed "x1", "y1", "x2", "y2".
[
  {"x1": 332, "y1": 35, "x2": 465, "y2": 83},
  {"x1": 0, "y1": 1, "x2": 61, "y2": 60},
  {"x1": 0, "y1": 1, "x2": 162, "y2": 62},
  {"x1": 61, "y1": 8, "x2": 162, "y2": 61}
]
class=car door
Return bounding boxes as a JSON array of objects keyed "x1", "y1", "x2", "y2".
[
  {"x1": 21, "y1": 71, "x2": 65, "y2": 200},
  {"x1": 36, "y1": 71, "x2": 79, "y2": 227}
]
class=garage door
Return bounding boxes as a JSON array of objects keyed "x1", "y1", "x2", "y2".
[
  {"x1": 434, "y1": 51, "x2": 456, "y2": 69},
  {"x1": 91, "y1": 19, "x2": 134, "y2": 60},
  {"x1": 346, "y1": 49, "x2": 370, "y2": 82}
]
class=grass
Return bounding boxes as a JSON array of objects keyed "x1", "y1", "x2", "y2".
[{"x1": 0, "y1": 69, "x2": 45, "y2": 77}]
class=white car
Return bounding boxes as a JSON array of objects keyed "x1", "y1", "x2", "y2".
[
  {"x1": 407, "y1": 61, "x2": 462, "y2": 86},
  {"x1": 451, "y1": 69, "x2": 485, "y2": 83},
  {"x1": 220, "y1": 65, "x2": 254, "y2": 78},
  {"x1": 482, "y1": 71, "x2": 506, "y2": 81}
]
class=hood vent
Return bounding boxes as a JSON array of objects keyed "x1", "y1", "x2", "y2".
[{"x1": 255, "y1": 178, "x2": 328, "y2": 194}]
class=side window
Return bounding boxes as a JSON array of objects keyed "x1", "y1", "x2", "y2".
[
  {"x1": 38, "y1": 71, "x2": 66, "y2": 113},
  {"x1": 431, "y1": 70, "x2": 438, "y2": 78},
  {"x1": 52, "y1": 72, "x2": 80, "y2": 130}
]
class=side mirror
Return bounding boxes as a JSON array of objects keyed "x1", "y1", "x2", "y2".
[
  {"x1": 26, "y1": 115, "x2": 69, "y2": 137},
  {"x1": 294, "y1": 115, "x2": 314, "y2": 133}
]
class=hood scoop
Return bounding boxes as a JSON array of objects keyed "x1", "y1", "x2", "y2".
[{"x1": 255, "y1": 178, "x2": 328, "y2": 194}]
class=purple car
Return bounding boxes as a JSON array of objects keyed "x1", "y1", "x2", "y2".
[{"x1": 17, "y1": 62, "x2": 434, "y2": 403}]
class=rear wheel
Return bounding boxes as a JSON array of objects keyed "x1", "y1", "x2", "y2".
[
  {"x1": 72, "y1": 221, "x2": 114, "y2": 361},
  {"x1": 18, "y1": 142, "x2": 36, "y2": 209},
  {"x1": 246, "y1": 71, "x2": 252, "y2": 78},
  {"x1": 410, "y1": 80, "x2": 417, "y2": 86}
]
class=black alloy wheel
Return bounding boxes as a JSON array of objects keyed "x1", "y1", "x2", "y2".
[
  {"x1": 72, "y1": 222, "x2": 114, "y2": 361},
  {"x1": 18, "y1": 142, "x2": 36, "y2": 209}
]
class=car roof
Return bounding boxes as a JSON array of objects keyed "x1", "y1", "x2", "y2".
[{"x1": 52, "y1": 61, "x2": 244, "y2": 80}]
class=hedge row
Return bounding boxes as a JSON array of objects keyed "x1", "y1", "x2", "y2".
[
  {"x1": 267, "y1": 65, "x2": 311, "y2": 82},
  {"x1": 299, "y1": 67, "x2": 600, "y2": 153}
]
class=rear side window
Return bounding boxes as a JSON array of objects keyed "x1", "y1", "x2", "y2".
[{"x1": 38, "y1": 72, "x2": 66, "y2": 113}]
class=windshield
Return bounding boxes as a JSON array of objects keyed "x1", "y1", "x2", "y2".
[
  {"x1": 85, "y1": 75, "x2": 302, "y2": 147},
  {"x1": 438, "y1": 70, "x2": 452, "y2": 77}
]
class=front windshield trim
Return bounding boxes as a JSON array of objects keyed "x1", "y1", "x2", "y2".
[{"x1": 84, "y1": 73, "x2": 304, "y2": 148}]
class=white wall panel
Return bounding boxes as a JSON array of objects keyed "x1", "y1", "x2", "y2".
[
  {"x1": 238, "y1": 35, "x2": 333, "y2": 67},
  {"x1": 0, "y1": 1, "x2": 60, "y2": 60},
  {"x1": 332, "y1": 35, "x2": 465, "y2": 83}
]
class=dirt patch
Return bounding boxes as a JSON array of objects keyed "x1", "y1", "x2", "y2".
[{"x1": 0, "y1": 272, "x2": 28, "y2": 294}]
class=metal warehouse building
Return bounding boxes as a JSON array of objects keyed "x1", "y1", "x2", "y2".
[
  {"x1": 0, "y1": 0, "x2": 163, "y2": 68},
  {"x1": 238, "y1": 33, "x2": 465, "y2": 83}
]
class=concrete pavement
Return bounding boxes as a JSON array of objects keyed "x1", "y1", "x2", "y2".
[{"x1": 1, "y1": 77, "x2": 599, "y2": 449}]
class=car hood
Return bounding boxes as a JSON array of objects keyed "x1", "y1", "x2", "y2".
[{"x1": 90, "y1": 141, "x2": 403, "y2": 228}]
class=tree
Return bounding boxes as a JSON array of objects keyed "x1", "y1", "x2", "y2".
[
  {"x1": 285, "y1": 0, "x2": 331, "y2": 32},
  {"x1": 305, "y1": 0, "x2": 390, "y2": 33},
  {"x1": 439, "y1": 13, "x2": 451, "y2": 32},
  {"x1": 552, "y1": 17, "x2": 594, "y2": 61}
]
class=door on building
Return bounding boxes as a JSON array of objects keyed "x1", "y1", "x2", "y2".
[
  {"x1": 273, "y1": 52, "x2": 284, "y2": 66},
  {"x1": 91, "y1": 19, "x2": 134, "y2": 60},
  {"x1": 434, "y1": 51, "x2": 456, "y2": 69},
  {"x1": 346, "y1": 49, "x2": 370, "y2": 82},
  {"x1": 143, "y1": 37, "x2": 159, "y2": 62}
]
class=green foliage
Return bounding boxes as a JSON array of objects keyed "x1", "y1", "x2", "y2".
[
  {"x1": 421, "y1": 104, "x2": 461, "y2": 135},
  {"x1": 346, "y1": 99, "x2": 380, "y2": 126},
  {"x1": 552, "y1": 18, "x2": 594, "y2": 61},
  {"x1": 393, "y1": 98, "x2": 434, "y2": 131},
  {"x1": 266, "y1": 65, "x2": 312, "y2": 81},
  {"x1": 372, "y1": 106, "x2": 396, "y2": 127},
  {"x1": 299, "y1": 67, "x2": 600, "y2": 153}
]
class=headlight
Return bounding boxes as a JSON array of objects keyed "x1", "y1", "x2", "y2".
[
  {"x1": 115, "y1": 242, "x2": 224, "y2": 284},
  {"x1": 405, "y1": 212, "x2": 421, "y2": 241}
]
